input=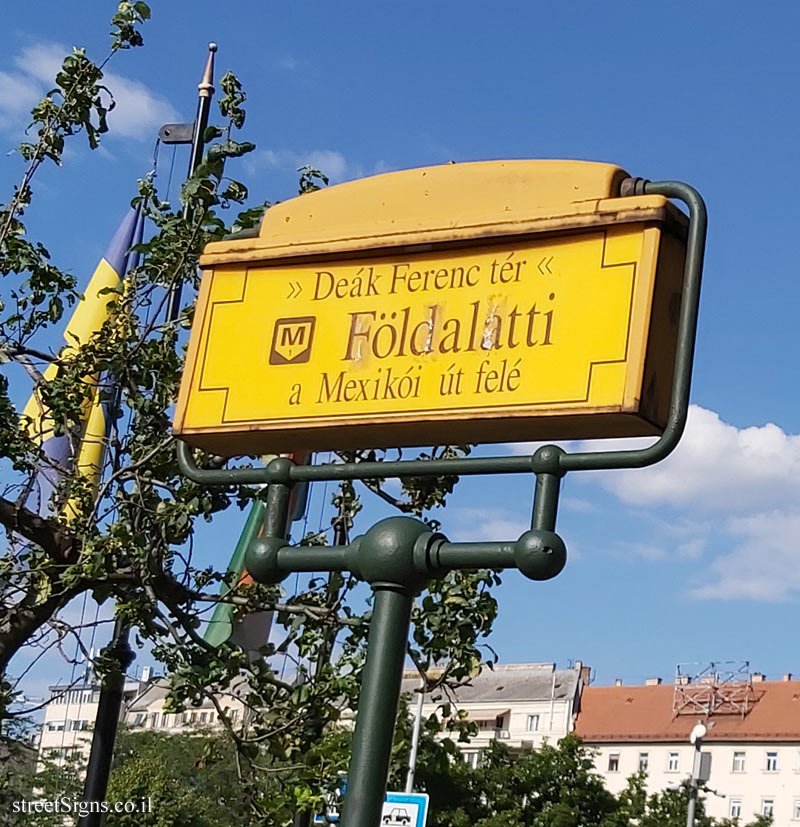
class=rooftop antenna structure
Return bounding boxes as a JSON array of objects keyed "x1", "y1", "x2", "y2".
[{"x1": 673, "y1": 661, "x2": 755, "y2": 719}]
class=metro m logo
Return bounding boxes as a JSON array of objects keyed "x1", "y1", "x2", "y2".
[{"x1": 269, "y1": 316, "x2": 316, "y2": 364}]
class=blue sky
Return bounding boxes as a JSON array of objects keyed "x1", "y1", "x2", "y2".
[{"x1": 2, "y1": 1, "x2": 800, "y2": 701}]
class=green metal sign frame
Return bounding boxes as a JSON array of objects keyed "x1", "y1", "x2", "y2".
[{"x1": 176, "y1": 179, "x2": 707, "y2": 827}]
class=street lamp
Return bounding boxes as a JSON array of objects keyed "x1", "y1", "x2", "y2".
[{"x1": 687, "y1": 724, "x2": 711, "y2": 827}]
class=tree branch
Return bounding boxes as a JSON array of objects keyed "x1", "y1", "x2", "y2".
[{"x1": 0, "y1": 495, "x2": 70, "y2": 560}]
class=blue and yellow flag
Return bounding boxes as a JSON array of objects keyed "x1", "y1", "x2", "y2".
[{"x1": 21, "y1": 207, "x2": 141, "y2": 517}]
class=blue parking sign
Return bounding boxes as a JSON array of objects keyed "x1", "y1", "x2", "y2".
[
  {"x1": 314, "y1": 789, "x2": 429, "y2": 826},
  {"x1": 382, "y1": 792, "x2": 429, "y2": 827}
]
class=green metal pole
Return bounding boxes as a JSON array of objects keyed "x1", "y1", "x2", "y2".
[
  {"x1": 264, "y1": 479, "x2": 291, "y2": 538},
  {"x1": 341, "y1": 585, "x2": 414, "y2": 827},
  {"x1": 532, "y1": 471, "x2": 561, "y2": 532}
]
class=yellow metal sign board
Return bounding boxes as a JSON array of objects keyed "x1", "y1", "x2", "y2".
[{"x1": 174, "y1": 161, "x2": 687, "y2": 454}]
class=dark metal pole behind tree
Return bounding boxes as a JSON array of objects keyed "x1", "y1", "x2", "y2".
[
  {"x1": 293, "y1": 512, "x2": 350, "y2": 827},
  {"x1": 77, "y1": 45, "x2": 217, "y2": 826},
  {"x1": 78, "y1": 620, "x2": 134, "y2": 822}
]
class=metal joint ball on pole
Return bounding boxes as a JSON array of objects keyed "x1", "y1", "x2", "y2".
[{"x1": 173, "y1": 157, "x2": 708, "y2": 827}]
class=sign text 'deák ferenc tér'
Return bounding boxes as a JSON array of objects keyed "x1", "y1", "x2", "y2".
[{"x1": 174, "y1": 161, "x2": 688, "y2": 454}]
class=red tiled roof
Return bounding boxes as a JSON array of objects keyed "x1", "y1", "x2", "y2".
[{"x1": 574, "y1": 681, "x2": 800, "y2": 743}]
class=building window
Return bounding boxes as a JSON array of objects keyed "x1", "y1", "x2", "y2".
[
  {"x1": 230, "y1": 709, "x2": 239, "y2": 723},
  {"x1": 732, "y1": 751, "x2": 746, "y2": 772},
  {"x1": 133, "y1": 713, "x2": 145, "y2": 727},
  {"x1": 200, "y1": 711, "x2": 209, "y2": 724},
  {"x1": 526, "y1": 714, "x2": 539, "y2": 732},
  {"x1": 667, "y1": 752, "x2": 679, "y2": 772},
  {"x1": 463, "y1": 751, "x2": 479, "y2": 769},
  {"x1": 765, "y1": 751, "x2": 778, "y2": 771},
  {"x1": 607, "y1": 753, "x2": 620, "y2": 773},
  {"x1": 47, "y1": 721, "x2": 65, "y2": 732},
  {"x1": 638, "y1": 752, "x2": 649, "y2": 772},
  {"x1": 729, "y1": 799, "x2": 742, "y2": 820},
  {"x1": 793, "y1": 799, "x2": 800, "y2": 821},
  {"x1": 161, "y1": 713, "x2": 170, "y2": 728},
  {"x1": 761, "y1": 799, "x2": 774, "y2": 818},
  {"x1": 149, "y1": 713, "x2": 158, "y2": 729}
]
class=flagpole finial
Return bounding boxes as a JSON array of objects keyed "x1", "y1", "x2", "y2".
[{"x1": 198, "y1": 43, "x2": 217, "y2": 98}]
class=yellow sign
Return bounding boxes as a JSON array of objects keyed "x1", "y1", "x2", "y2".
[{"x1": 174, "y1": 161, "x2": 687, "y2": 454}]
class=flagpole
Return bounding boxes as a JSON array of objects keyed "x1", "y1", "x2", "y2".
[
  {"x1": 78, "y1": 46, "x2": 217, "y2": 826},
  {"x1": 76, "y1": 205, "x2": 142, "y2": 825},
  {"x1": 166, "y1": 43, "x2": 216, "y2": 322}
]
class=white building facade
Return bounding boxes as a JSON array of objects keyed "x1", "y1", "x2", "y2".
[
  {"x1": 37, "y1": 668, "x2": 248, "y2": 771},
  {"x1": 124, "y1": 677, "x2": 248, "y2": 734},
  {"x1": 576, "y1": 674, "x2": 800, "y2": 826},
  {"x1": 401, "y1": 661, "x2": 590, "y2": 766},
  {"x1": 39, "y1": 672, "x2": 144, "y2": 770}
]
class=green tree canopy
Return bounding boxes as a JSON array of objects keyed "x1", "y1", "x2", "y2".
[
  {"x1": 15, "y1": 725, "x2": 776, "y2": 827},
  {"x1": 0, "y1": 3, "x2": 502, "y2": 817}
]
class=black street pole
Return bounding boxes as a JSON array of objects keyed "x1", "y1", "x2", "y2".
[
  {"x1": 77, "y1": 44, "x2": 217, "y2": 825},
  {"x1": 77, "y1": 621, "x2": 134, "y2": 826}
]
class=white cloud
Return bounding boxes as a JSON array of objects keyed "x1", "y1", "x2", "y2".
[
  {"x1": 101, "y1": 70, "x2": 178, "y2": 140},
  {"x1": 253, "y1": 148, "x2": 359, "y2": 184},
  {"x1": 571, "y1": 406, "x2": 800, "y2": 602},
  {"x1": 690, "y1": 511, "x2": 800, "y2": 601},
  {"x1": 250, "y1": 150, "x2": 402, "y2": 186},
  {"x1": 609, "y1": 540, "x2": 667, "y2": 562},
  {"x1": 299, "y1": 150, "x2": 351, "y2": 182},
  {"x1": 0, "y1": 70, "x2": 41, "y2": 115},
  {"x1": 561, "y1": 496, "x2": 599, "y2": 514},
  {"x1": 15, "y1": 42, "x2": 63, "y2": 84},
  {"x1": 676, "y1": 537, "x2": 707, "y2": 560},
  {"x1": 584, "y1": 406, "x2": 800, "y2": 512},
  {"x1": 444, "y1": 507, "x2": 528, "y2": 543},
  {"x1": 0, "y1": 41, "x2": 178, "y2": 141}
]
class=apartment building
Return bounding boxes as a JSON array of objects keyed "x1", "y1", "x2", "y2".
[
  {"x1": 575, "y1": 671, "x2": 800, "y2": 826},
  {"x1": 38, "y1": 669, "x2": 147, "y2": 769},
  {"x1": 400, "y1": 661, "x2": 590, "y2": 766},
  {"x1": 37, "y1": 669, "x2": 251, "y2": 773},
  {"x1": 125, "y1": 676, "x2": 248, "y2": 733}
]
